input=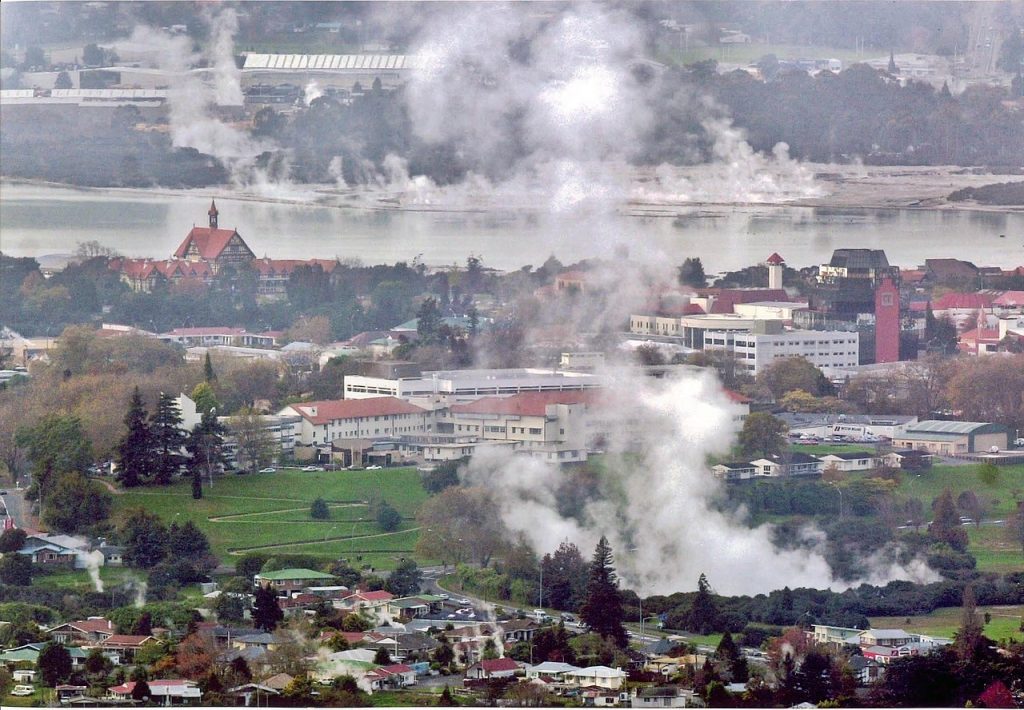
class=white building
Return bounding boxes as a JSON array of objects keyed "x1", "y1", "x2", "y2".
[
  {"x1": 343, "y1": 368, "x2": 600, "y2": 403},
  {"x1": 702, "y1": 328, "x2": 860, "y2": 376},
  {"x1": 278, "y1": 397, "x2": 432, "y2": 450},
  {"x1": 733, "y1": 301, "x2": 809, "y2": 321}
]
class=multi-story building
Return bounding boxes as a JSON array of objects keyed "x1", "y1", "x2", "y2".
[
  {"x1": 343, "y1": 368, "x2": 600, "y2": 403},
  {"x1": 278, "y1": 397, "x2": 433, "y2": 454},
  {"x1": 702, "y1": 329, "x2": 860, "y2": 376}
]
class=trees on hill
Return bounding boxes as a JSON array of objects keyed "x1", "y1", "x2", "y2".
[
  {"x1": 116, "y1": 386, "x2": 152, "y2": 488},
  {"x1": 150, "y1": 393, "x2": 186, "y2": 485},
  {"x1": 738, "y1": 412, "x2": 787, "y2": 457},
  {"x1": 252, "y1": 584, "x2": 283, "y2": 632},
  {"x1": 579, "y1": 536, "x2": 628, "y2": 648}
]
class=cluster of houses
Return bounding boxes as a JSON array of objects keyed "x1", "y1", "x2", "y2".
[
  {"x1": 11, "y1": 531, "x2": 122, "y2": 570},
  {"x1": 809, "y1": 624, "x2": 952, "y2": 684}
]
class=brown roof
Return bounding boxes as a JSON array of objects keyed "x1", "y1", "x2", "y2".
[
  {"x1": 450, "y1": 390, "x2": 597, "y2": 417},
  {"x1": 174, "y1": 227, "x2": 245, "y2": 260},
  {"x1": 289, "y1": 398, "x2": 425, "y2": 425},
  {"x1": 765, "y1": 252, "x2": 785, "y2": 265},
  {"x1": 102, "y1": 634, "x2": 155, "y2": 647}
]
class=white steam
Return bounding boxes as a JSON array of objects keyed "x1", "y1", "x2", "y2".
[
  {"x1": 83, "y1": 550, "x2": 105, "y2": 593},
  {"x1": 462, "y1": 366, "x2": 937, "y2": 596}
]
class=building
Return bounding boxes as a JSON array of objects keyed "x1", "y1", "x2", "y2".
[
  {"x1": 465, "y1": 657, "x2": 520, "y2": 680},
  {"x1": 278, "y1": 397, "x2": 432, "y2": 454},
  {"x1": 563, "y1": 666, "x2": 628, "y2": 690},
  {"x1": 160, "y1": 327, "x2": 280, "y2": 349},
  {"x1": 766, "y1": 252, "x2": 785, "y2": 289},
  {"x1": 632, "y1": 686, "x2": 699, "y2": 708},
  {"x1": 748, "y1": 453, "x2": 824, "y2": 477},
  {"x1": 99, "y1": 635, "x2": 158, "y2": 663},
  {"x1": 892, "y1": 420, "x2": 1011, "y2": 455},
  {"x1": 776, "y1": 413, "x2": 918, "y2": 440},
  {"x1": 253, "y1": 568, "x2": 337, "y2": 596},
  {"x1": 342, "y1": 368, "x2": 600, "y2": 403},
  {"x1": 108, "y1": 679, "x2": 201, "y2": 703},
  {"x1": 172, "y1": 200, "x2": 256, "y2": 272},
  {"x1": 818, "y1": 451, "x2": 878, "y2": 472},
  {"x1": 702, "y1": 328, "x2": 860, "y2": 376},
  {"x1": 874, "y1": 277, "x2": 900, "y2": 363},
  {"x1": 810, "y1": 624, "x2": 866, "y2": 647},
  {"x1": 241, "y1": 54, "x2": 423, "y2": 92},
  {"x1": 46, "y1": 618, "x2": 115, "y2": 645},
  {"x1": 711, "y1": 461, "x2": 759, "y2": 481},
  {"x1": 819, "y1": 249, "x2": 896, "y2": 284}
]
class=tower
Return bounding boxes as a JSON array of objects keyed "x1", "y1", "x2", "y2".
[
  {"x1": 874, "y1": 277, "x2": 900, "y2": 363},
  {"x1": 208, "y1": 199, "x2": 219, "y2": 229},
  {"x1": 765, "y1": 252, "x2": 785, "y2": 290}
]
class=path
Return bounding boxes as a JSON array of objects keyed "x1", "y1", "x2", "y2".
[
  {"x1": 92, "y1": 478, "x2": 124, "y2": 495},
  {"x1": 226, "y1": 526, "x2": 421, "y2": 555}
]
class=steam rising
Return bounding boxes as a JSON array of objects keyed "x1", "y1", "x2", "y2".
[
  {"x1": 462, "y1": 367, "x2": 937, "y2": 596},
  {"x1": 84, "y1": 550, "x2": 104, "y2": 593}
]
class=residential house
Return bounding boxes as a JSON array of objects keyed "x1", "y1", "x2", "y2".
[
  {"x1": 632, "y1": 686, "x2": 699, "y2": 708},
  {"x1": 253, "y1": 568, "x2": 336, "y2": 596},
  {"x1": 100, "y1": 635, "x2": 157, "y2": 663},
  {"x1": 232, "y1": 633, "x2": 279, "y2": 653},
  {"x1": 46, "y1": 617, "x2": 115, "y2": 645},
  {"x1": 817, "y1": 451, "x2": 877, "y2": 472},
  {"x1": 525, "y1": 661, "x2": 580, "y2": 681},
  {"x1": 108, "y1": 679, "x2": 202, "y2": 704},
  {"x1": 465, "y1": 657, "x2": 520, "y2": 680},
  {"x1": 711, "y1": 461, "x2": 758, "y2": 481},
  {"x1": 362, "y1": 663, "x2": 417, "y2": 692},
  {"x1": 810, "y1": 624, "x2": 866, "y2": 647},
  {"x1": 748, "y1": 452, "x2": 824, "y2": 477},
  {"x1": 848, "y1": 655, "x2": 884, "y2": 685},
  {"x1": 856, "y1": 629, "x2": 917, "y2": 648},
  {"x1": 892, "y1": 420, "x2": 1010, "y2": 455},
  {"x1": 339, "y1": 590, "x2": 395, "y2": 617},
  {"x1": 563, "y1": 666, "x2": 628, "y2": 690},
  {"x1": 500, "y1": 619, "x2": 539, "y2": 645},
  {"x1": 0, "y1": 643, "x2": 88, "y2": 669},
  {"x1": 879, "y1": 449, "x2": 933, "y2": 470},
  {"x1": 18, "y1": 533, "x2": 92, "y2": 568}
]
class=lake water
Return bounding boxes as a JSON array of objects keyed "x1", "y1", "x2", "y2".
[{"x1": 1, "y1": 182, "x2": 1021, "y2": 273}]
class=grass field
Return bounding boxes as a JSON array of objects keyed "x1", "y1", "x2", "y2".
[
  {"x1": 870, "y1": 604, "x2": 1024, "y2": 644},
  {"x1": 31, "y1": 566, "x2": 137, "y2": 592},
  {"x1": 899, "y1": 464, "x2": 1024, "y2": 518},
  {"x1": 112, "y1": 467, "x2": 429, "y2": 570}
]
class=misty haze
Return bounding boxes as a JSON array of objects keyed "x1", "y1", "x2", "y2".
[{"x1": 0, "y1": 2, "x2": 1023, "y2": 708}]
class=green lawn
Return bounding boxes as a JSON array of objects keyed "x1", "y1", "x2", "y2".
[
  {"x1": 870, "y1": 604, "x2": 1024, "y2": 644},
  {"x1": 899, "y1": 464, "x2": 1024, "y2": 518},
  {"x1": 965, "y1": 525, "x2": 1023, "y2": 574},
  {"x1": 112, "y1": 468, "x2": 428, "y2": 569},
  {"x1": 31, "y1": 566, "x2": 136, "y2": 591}
]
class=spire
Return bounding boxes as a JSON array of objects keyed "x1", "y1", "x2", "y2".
[{"x1": 208, "y1": 199, "x2": 219, "y2": 229}]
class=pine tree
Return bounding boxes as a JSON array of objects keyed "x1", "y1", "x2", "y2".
[
  {"x1": 116, "y1": 387, "x2": 153, "y2": 487},
  {"x1": 204, "y1": 352, "x2": 217, "y2": 382},
  {"x1": 579, "y1": 536, "x2": 628, "y2": 648},
  {"x1": 931, "y1": 489, "x2": 968, "y2": 551},
  {"x1": 437, "y1": 685, "x2": 456, "y2": 707},
  {"x1": 186, "y1": 410, "x2": 227, "y2": 489},
  {"x1": 150, "y1": 393, "x2": 186, "y2": 485},
  {"x1": 955, "y1": 584, "x2": 984, "y2": 661},
  {"x1": 252, "y1": 584, "x2": 284, "y2": 632},
  {"x1": 688, "y1": 573, "x2": 721, "y2": 635}
]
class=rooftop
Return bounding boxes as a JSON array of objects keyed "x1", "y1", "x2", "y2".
[
  {"x1": 904, "y1": 420, "x2": 1003, "y2": 435},
  {"x1": 286, "y1": 398, "x2": 426, "y2": 425},
  {"x1": 255, "y1": 568, "x2": 336, "y2": 581}
]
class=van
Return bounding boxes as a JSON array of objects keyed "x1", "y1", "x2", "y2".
[{"x1": 12, "y1": 685, "x2": 35, "y2": 696}]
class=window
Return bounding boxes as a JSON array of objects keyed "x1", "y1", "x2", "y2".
[{"x1": 529, "y1": 428, "x2": 542, "y2": 435}]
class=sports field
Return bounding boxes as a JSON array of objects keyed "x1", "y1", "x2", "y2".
[
  {"x1": 112, "y1": 467, "x2": 429, "y2": 571},
  {"x1": 870, "y1": 604, "x2": 1024, "y2": 644}
]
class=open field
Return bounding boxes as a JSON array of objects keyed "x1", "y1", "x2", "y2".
[
  {"x1": 31, "y1": 566, "x2": 137, "y2": 592},
  {"x1": 966, "y1": 525, "x2": 1023, "y2": 575},
  {"x1": 111, "y1": 467, "x2": 428, "y2": 570},
  {"x1": 870, "y1": 604, "x2": 1024, "y2": 644},
  {"x1": 899, "y1": 463, "x2": 1024, "y2": 519}
]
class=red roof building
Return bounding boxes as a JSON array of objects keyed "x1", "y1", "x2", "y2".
[
  {"x1": 449, "y1": 390, "x2": 597, "y2": 417},
  {"x1": 765, "y1": 252, "x2": 785, "y2": 265},
  {"x1": 285, "y1": 398, "x2": 426, "y2": 426},
  {"x1": 171, "y1": 200, "x2": 255, "y2": 272},
  {"x1": 930, "y1": 292, "x2": 996, "y2": 312}
]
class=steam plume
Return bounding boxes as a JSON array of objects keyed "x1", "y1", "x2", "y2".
[{"x1": 83, "y1": 550, "x2": 104, "y2": 593}]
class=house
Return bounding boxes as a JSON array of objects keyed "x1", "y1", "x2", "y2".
[
  {"x1": 278, "y1": 398, "x2": 431, "y2": 460},
  {"x1": 500, "y1": 619, "x2": 539, "y2": 644},
  {"x1": 632, "y1": 686, "x2": 699, "y2": 708},
  {"x1": 711, "y1": 461, "x2": 758, "y2": 481},
  {"x1": 465, "y1": 657, "x2": 520, "y2": 680},
  {"x1": 810, "y1": 624, "x2": 865, "y2": 647},
  {"x1": 749, "y1": 452, "x2": 824, "y2": 477},
  {"x1": 99, "y1": 634, "x2": 157, "y2": 663},
  {"x1": 18, "y1": 533, "x2": 91, "y2": 567},
  {"x1": 892, "y1": 420, "x2": 1010, "y2": 455},
  {"x1": 172, "y1": 200, "x2": 256, "y2": 273},
  {"x1": 385, "y1": 596, "x2": 434, "y2": 620},
  {"x1": 108, "y1": 679, "x2": 202, "y2": 703},
  {"x1": 0, "y1": 643, "x2": 88, "y2": 669},
  {"x1": 253, "y1": 568, "x2": 336, "y2": 596},
  {"x1": 96, "y1": 543, "x2": 124, "y2": 566},
  {"x1": 227, "y1": 672, "x2": 294, "y2": 706},
  {"x1": 232, "y1": 633, "x2": 279, "y2": 652},
  {"x1": 46, "y1": 617, "x2": 115, "y2": 645},
  {"x1": 856, "y1": 629, "x2": 917, "y2": 648},
  {"x1": 525, "y1": 661, "x2": 580, "y2": 681},
  {"x1": 340, "y1": 590, "x2": 395, "y2": 615},
  {"x1": 848, "y1": 655, "x2": 884, "y2": 685},
  {"x1": 879, "y1": 449, "x2": 933, "y2": 470},
  {"x1": 563, "y1": 666, "x2": 628, "y2": 690},
  {"x1": 362, "y1": 663, "x2": 416, "y2": 692},
  {"x1": 817, "y1": 451, "x2": 877, "y2": 472}
]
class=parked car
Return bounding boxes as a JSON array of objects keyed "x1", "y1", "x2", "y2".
[
  {"x1": 366, "y1": 465, "x2": 383, "y2": 470},
  {"x1": 301, "y1": 465, "x2": 324, "y2": 472},
  {"x1": 258, "y1": 467, "x2": 276, "y2": 474},
  {"x1": 12, "y1": 685, "x2": 35, "y2": 696}
]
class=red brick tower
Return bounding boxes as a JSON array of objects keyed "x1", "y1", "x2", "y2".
[{"x1": 874, "y1": 277, "x2": 900, "y2": 363}]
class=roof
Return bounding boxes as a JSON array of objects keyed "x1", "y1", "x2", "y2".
[
  {"x1": 475, "y1": 657, "x2": 520, "y2": 673},
  {"x1": 262, "y1": 673, "x2": 294, "y2": 691},
  {"x1": 243, "y1": 54, "x2": 422, "y2": 71},
  {"x1": 993, "y1": 290, "x2": 1024, "y2": 307},
  {"x1": 346, "y1": 590, "x2": 394, "y2": 603},
  {"x1": 566, "y1": 665, "x2": 627, "y2": 678},
  {"x1": 723, "y1": 389, "x2": 751, "y2": 404},
  {"x1": 925, "y1": 258, "x2": 978, "y2": 278},
  {"x1": 367, "y1": 663, "x2": 415, "y2": 678},
  {"x1": 827, "y1": 249, "x2": 890, "y2": 270},
  {"x1": 530, "y1": 661, "x2": 580, "y2": 673},
  {"x1": 765, "y1": 252, "x2": 785, "y2": 265},
  {"x1": 256, "y1": 568, "x2": 335, "y2": 582},
  {"x1": 102, "y1": 634, "x2": 155, "y2": 646},
  {"x1": 863, "y1": 628, "x2": 912, "y2": 639},
  {"x1": 904, "y1": 420, "x2": 1003, "y2": 435},
  {"x1": 715, "y1": 461, "x2": 757, "y2": 470},
  {"x1": 174, "y1": 227, "x2": 246, "y2": 260},
  {"x1": 819, "y1": 451, "x2": 875, "y2": 461},
  {"x1": 931, "y1": 292, "x2": 995, "y2": 311},
  {"x1": 52, "y1": 618, "x2": 113, "y2": 634},
  {"x1": 450, "y1": 390, "x2": 597, "y2": 417},
  {"x1": 286, "y1": 398, "x2": 425, "y2": 425},
  {"x1": 235, "y1": 632, "x2": 277, "y2": 645}
]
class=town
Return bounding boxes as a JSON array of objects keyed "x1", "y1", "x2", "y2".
[{"x1": 1, "y1": 198, "x2": 1022, "y2": 707}]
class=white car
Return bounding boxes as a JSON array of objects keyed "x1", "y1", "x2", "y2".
[
  {"x1": 12, "y1": 685, "x2": 34, "y2": 696},
  {"x1": 259, "y1": 467, "x2": 276, "y2": 474},
  {"x1": 301, "y1": 465, "x2": 324, "y2": 472},
  {"x1": 367, "y1": 465, "x2": 383, "y2": 470}
]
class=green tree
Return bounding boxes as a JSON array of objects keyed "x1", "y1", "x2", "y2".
[
  {"x1": 120, "y1": 508, "x2": 168, "y2": 568},
  {"x1": 16, "y1": 413, "x2": 92, "y2": 504},
  {"x1": 930, "y1": 489, "x2": 968, "y2": 552},
  {"x1": 116, "y1": 387, "x2": 152, "y2": 488},
  {"x1": 978, "y1": 460, "x2": 1000, "y2": 487},
  {"x1": 42, "y1": 472, "x2": 111, "y2": 534},
  {"x1": 384, "y1": 558, "x2": 422, "y2": 597},
  {"x1": 579, "y1": 536, "x2": 628, "y2": 648},
  {"x1": 186, "y1": 410, "x2": 227, "y2": 489},
  {"x1": 416, "y1": 297, "x2": 443, "y2": 343},
  {"x1": 236, "y1": 554, "x2": 269, "y2": 580},
  {"x1": 373, "y1": 647, "x2": 391, "y2": 665},
  {"x1": 437, "y1": 685, "x2": 456, "y2": 706},
  {"x1": 678, "y1": 257, "x2": 708, "y2": 287},
  {"x1": 758, "y1": 357, "x2": 834, "y2": 399},
  {"x1": 191, "y1": 382, "x2": 219, "y2": 415},
  {"x1": 0, "y1": 553, "x2": 32, "y2": 585},
  {"x1": 131, "y1": 678, "x2": 152, "y2": 702},
  {"x1": 214, "y1": 594, "x2": 245, "y2": 624},
  {"x1": 203, "y1": 352, "x2": 217, "y2": 383},
  {"x1": 0, "y1": 528, "x2": 28, "y2": 553},
  {"x1": 374, "y1": 499, "x2": 402, "y2": 532},
  {"x1": 687, "y1": 573, "x2": 720, "y2": 635},
  {"x1": 955, "y1": 584, "x2": 984, "y2": 662},
  {"x1": 310, "y1": 497, "x2": 330, "y2": 520},
  {"x1": 167, "y1": 520, "x2": 211, "y2": 560},
  {"x1": 37, "y1": 643, "x2": 72, "y2": 686},
  {"x1": 252, "y1": 584, "x2": 283, "y2": 632},
  {"x1": 421, "y1": 458, "x2": 463, "y2": 494},
  {"x1": 150, "y1": 393, "x2": 186, "y2": 485},
  {"x1": 738, "y1": 412, "x2": 787, "y2": 457},
  {"x1": 229, "y1": 408, "x2": 276, "y2": 474}
]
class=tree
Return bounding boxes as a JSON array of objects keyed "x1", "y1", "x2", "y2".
[
  {"x1": 150, "y1": 393, "x2": 186, "y2": 485},
  {"x1": 738, "y1": 412, "x2": 787, "y2": 457},
  {"x1": 186, "y1": 410, "x2": 227, "y2": 488},
  {"x1": 540, "y1": 541, "x2": 588, "y2": 611},
  {"x1": 930, "y1": 489, "x2": 968, "y2": 552},
  {"x1": 0, "y1": 527, "x2": 28, "y2": 553},
  {"x1": 678, "y1": 257, "x2": 707, "y2": 287},
  {"x1": 373, "y1": 647, "x2": 391, "y2": 665},
  {"x1": 310, "y1": 497, "x2": 330, "y2": 520},
  {"x1": 192, "y1": 466, "x2": 202, "y2": 500},
  {"x1": 116, "y1": 387, "x2": 152, "y2": 488},
  {"x1": 120, "y1": 508, "x2": 168, "y2": 568},
  {"x1": 37, "y1": 643, "x2": 72, "y2": 686},
  {"x1": 16, "y1": 413, "x2": 92, "y2": 504},
  {"x1": 82, "y1": 43, "x2": 105, "y2": 67},
  {"x1": 945, "y1": 355, "x2": 1024, "y2": 434},
  {"x1": 190, "y1": 382, "x2": 219, "y2": 415},
  {"x1": 687, "y1": 573, "x2": 720, "y2": 635},
  {"x1": 421, "y1": 458, "x2": 462, "y2": 494},
  {"x1": 44, "y1": 472, "x2": 111, "y2": 534},
  {"x1": 230, "y1": 408, "x2": 276, "y2": 473},
  {"x1": 131, "y1": 678, "x2": 152, "y2": 702},
  {"x1": 168, "y1": 520, "x2": 211, "y2": 560},
  {"x1": 214, "y1": 594, "x2": 245, "y2": 624},
  {"x1": 758, "y1": 357, "x2": 835, "y2": 399},
  {"x1": 54, "y1": 70, "x2": 72, "y2": 90},
  {"x1": 416, "y1": 297, "x2": 443, "y2": 343},
  {"x1": 236, "y1": 553, "x2": 269, "y2": 580},
  {"x1": 0, "y1": 553, "x2": 32, "y2": 585},
  {"x1": 955, "y1": 584, "x2": 984, "y2": 662},
  {"x1": 252, "y1": 584, "x2": 283, "y2": 632},
  {"x1": 579, "y1": 536, "x2": 628, "y2": 648},
  {"x1": 203, "y1": 352, "x2": 216, "y2": 383},
  {"x1": 415, "y1": 487, "x2": 508, "y2": 566},
  {"x1": 385, "y1": 558, "x2": 422, "y2": 597},
  {"x1": 374, "y1": 499, "x2": 402, "y2": 531},
  {"x1": 437, "y1": 685, "x2": 456, "y2": 706}
]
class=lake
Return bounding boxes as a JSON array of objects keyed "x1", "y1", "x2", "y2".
[{"x1": 1, "y1": 182, "x2": 1021, "y2": 273}]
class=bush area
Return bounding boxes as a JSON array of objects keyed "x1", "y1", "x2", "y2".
[{"x1": 948, "y1": 181, "x2": 1024, "y2": 206}]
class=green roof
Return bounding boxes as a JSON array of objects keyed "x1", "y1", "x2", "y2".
[
  {"x1": 255, "y1": 568, "x2": 335, "y2": 581},
  {"x1": 0, "y1": 649, "x2": 39, "y2": 662},
  {"x1": 906, "y1": 420, "x2": 1002, "y2": 434}
]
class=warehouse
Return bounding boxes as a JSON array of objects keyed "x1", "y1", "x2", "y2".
[{"x1": 891, "y1": 420, "x2": 1010, "y2": 455}]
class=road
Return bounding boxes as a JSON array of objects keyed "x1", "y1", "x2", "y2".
[{"x1": 0, "y1": 486, "x2": 33, "y2": 530}]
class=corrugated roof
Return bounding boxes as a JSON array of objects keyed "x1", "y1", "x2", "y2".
[
  {"x1": 289, "y1": 397, "x2": 426, "y2": 425},
  {"x1": 242, "y1": 54, "x2": 422, "y2": 71},
  {"x1": 905, "y1": 420, "x2": 994, "y2": 435}
]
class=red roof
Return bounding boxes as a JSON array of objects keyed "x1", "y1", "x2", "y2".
[
  {"x1": 993, "y1": 290, "x2": 1024, "y2": 307},
  {"x1": 252, "y1": 258, "x2": 339, "y2": 276},
  {"x1": 167, "y1": 327, "x2": 248, "y2": 336},
  {"x1": 765, "y1": 252, "x2": 785, "y2": 265},
  {"x1": 450, "y1": 390, "x2": 597, "y2": 417},
  {"x1": 344, "y1": 590, "x2": 394, "y2": 603},
  {"x1": 723, "y1": 389, "x2": 751, "y2": 404},
  {"x1": 174, "y1": 227, "x2": 244, "y2": 260},
  {"x1": 102, "y1": 634, "x2": 154, "y2": 647},
  {"x1": 931, "y1": 292, "x2": 995, "y2": 311},
  {"x1": 699, "y1": 288, "x2": 790, "y2": 314},
  {"x1": 289, "y1": 398, "x2": 425, "y2": 425},
  {"x1": 110, "y1": 680, "x2": 194, "y2": 695},
  {"x1": 67, "y1": 618, "x2": 113, "y2": 634},
  {"x1": 368, "y1": 663, "x2": 414, "y2": 678},
  {"x1": 477, "y1": 658, "x2": 519, "y2": 673}
]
